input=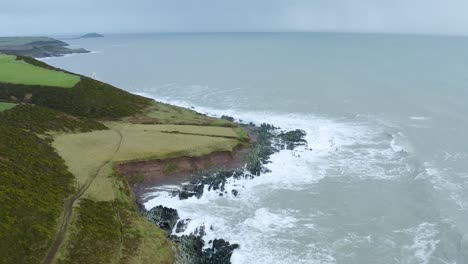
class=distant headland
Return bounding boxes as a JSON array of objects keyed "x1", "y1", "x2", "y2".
[
  {"x1": 79, "y1": 32, "x2": 104, "y2": 39},
  {"x1": 0, "y1": 36, "x2": 89, "y2": 58}
]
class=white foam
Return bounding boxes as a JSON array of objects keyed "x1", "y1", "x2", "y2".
[
  {"x1": 399, "y1": 223, "x2": 440, "y2": 264},
  {"x1": 141, "y1": 96, "x2": 418, "y2": 263},
  {"x1": 244, "y1": 208, "x2": 298, "y2": 232},
  {"x1": 38, "y1": 50, "x2": 101, "y2": 61},
  {"x1": 410, "y1": 116, "x2": 432, "y2": 121}
]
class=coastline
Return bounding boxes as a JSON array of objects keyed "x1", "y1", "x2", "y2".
[
  {"x1": 119, "y1": 143, "x2": 252, "y2": 205},
  {"x1": 118, "y1": 124, "x2": 257, "y2": 263},
  {"x1": 125, "y1": 116, "x2": 308, "y2": 263}
]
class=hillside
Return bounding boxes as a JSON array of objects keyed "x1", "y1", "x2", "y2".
[
  {"x1": 0, "y1": 56, "x2": 248, "y2": 263},
  {"x1": 0, "y1": 37, "x2": 89, "y2": 58}
]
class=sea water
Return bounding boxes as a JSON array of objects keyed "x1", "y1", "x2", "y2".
[{"x1": 46, "y1": 33, "x2": 468, "y2": 263}]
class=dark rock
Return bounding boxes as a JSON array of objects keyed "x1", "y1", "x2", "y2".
[
  {"x1": 221, "y1": 115, "x2": 235, "y2": 122},
  {"x1": 194, "y1": 225, "x2": 206, "y2": 237},
  {"x1": 278, "y1": 129, "x2": 307, "y2": 150},
  {"x1": 144, "y1": 205, "x2": 179, "y2": 235},
  {"x1": 172, "y1": 123, "x2": 307, "y2": 201},
  {"x1": 231, "y1": 189, "x2": 238, "y2": 197},
  {"x1": 202, "y1": 239, "x2": 239, "y2": 264},
  {"x1": 171, "y1": 235, "x2": 204, "y2": 264},
  {"x1": 176, "y1": 219, "x2": 191, "y2": 233},
  {"x1": 171, "y1": 235, "x2": 239, "y2": 264}
]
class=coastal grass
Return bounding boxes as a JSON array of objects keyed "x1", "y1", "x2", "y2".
[
  {"x1": 126, "y1": 101, "x2": 235, "y2": 127},
  {"x1": 52, "y1": 122, "x2": 240, "y2": 264},
  {"x1": 0, "y1": 123, "x2": 74, "y2": 264},
  {"x1": 52, "y1": 123, "x2": 243, "y2": 194},
  {"x1": 0, "y1": 104, "x2": 107, "y2": 134},
  {"x1": 52, "y1": 130, "x2": 120, "y2": 190},
  {"x1": 0, "y1": 102, "x2": 16, "y2": 112},
  {"x1": 0, "y1": 56, "x2": 153, "y2": 119},
  {"x1": 57, "y1": 175, "x2": 174, "y2": 264},
  {"x1": 56, "y1": 199, "x2": 121, "y2": 264},
  {"x1": 0, "y1": 37, "x2": 52, "y2": 47},
  {"x1": 0, "y1": 54, "x2": 80, "y2": 87},
  {"x1": 125, "y1": 123, "x2": 240, "y2": 138},
  {"x1": 109, "y1": 122, "x2": 241, "y2": 162}
]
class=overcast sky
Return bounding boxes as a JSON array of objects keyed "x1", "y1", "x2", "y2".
[{"x1": 2, "y1": 0, "x2": 468, "y2": 36}]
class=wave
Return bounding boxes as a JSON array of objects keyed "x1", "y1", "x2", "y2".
[
  {"x1": 397, "y1": 222, "x2": 440, "y2": 264},
  {"x1": 38, "y1": 51, "x2": 102, "y2": 61},
  {"x1": 139, "y1": 94, "x2": 431, "y2": 263},
  {"x1": 409, "y1": 116, "x2": 432, "y2": 121}
]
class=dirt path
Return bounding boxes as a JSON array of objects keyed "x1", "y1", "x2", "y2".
[{"x1": 43, "y1": 130, "x2": 123, "y2": 264}]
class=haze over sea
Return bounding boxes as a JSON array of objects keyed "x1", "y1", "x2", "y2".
[{"x1": 46, "y1": 33, "x2": 468, "y2": 264}]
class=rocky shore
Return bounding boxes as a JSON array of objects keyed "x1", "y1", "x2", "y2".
[{"x1": 120, "y1": 120, "x2": 308, "y2": 263}]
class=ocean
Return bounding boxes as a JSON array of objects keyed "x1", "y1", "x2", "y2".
[{"x1": 45, "y1": 32, "x2": 468, "y2": 264}]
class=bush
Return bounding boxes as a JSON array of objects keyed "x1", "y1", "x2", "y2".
[
  {"x1": 0, "y1": 123, "x2": 74, "y2": 264},
  {"x1": 0, "y1": 104, "x2": 107, "y2": 134}
]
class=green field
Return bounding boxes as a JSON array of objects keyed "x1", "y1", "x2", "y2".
[
  {"x1": 125, "y1": 101, "x2": 235, "y2": 127},
  {"x1": 0, "y1": 37, "x2": 53, "y2": 47},
  {"x1": 0, "y1": 102, "x2": 16, "y2": 112},
  {"x1": 0, "y1": 55, "x2": 80, "y2": 87}
]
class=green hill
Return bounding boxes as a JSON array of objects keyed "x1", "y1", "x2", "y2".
[
  {"x1": 0, "y1": 55, "x2": 152, "y2": 118},
  {"x1": 0, "y1": 56, "x2": 248, "y2": 264}
]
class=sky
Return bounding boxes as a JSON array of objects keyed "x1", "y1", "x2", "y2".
[{"x1": 2, "y1": 0, "x2": 468, "y2": 36}]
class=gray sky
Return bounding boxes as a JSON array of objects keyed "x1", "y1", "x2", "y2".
[{"x1": 2, "y1": 0, "x2": 468, "y2": 36}]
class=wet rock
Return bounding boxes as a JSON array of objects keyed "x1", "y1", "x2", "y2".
[
  {"x1": 194, "y1": 225, "x2": 206, "y2": 237},
  {"x1": 221, "y1": 115, "x2": 235, "y2": 122},
  {"x1": 203, "y1": 239, "x2": 239, "y2": 264},
  {"x1": 172, "y1": 235, "x2": 204, "y2": 264},
  {"x1": 172, "y1": 235, "x2": 239, "y2": 264},
  {"x1": 231, "y1": 189, "x2": 238, "y2": 196},
  {"x1": 172, "y1": 123, "x2": 308, "y2": 200},
  {"x1": 278, "y1": 129, "x2": 307, "y2": 150},
  {"x1": 144, "y1": 205, "x2": 179, "y2": 235},
  {"x1": 176, "y1": 219, "x2": 191, "y2": 233}
]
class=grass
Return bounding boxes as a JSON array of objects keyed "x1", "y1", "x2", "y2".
[
  {"x1": 52, "y1": 123, "x2": 242, "y2": 198},
  {"x1": 51, "y1": 122, "x2": 242, "y2": 263},
  {"x1": 0, "y1": 123, "x2": 74, "y2": 264},
  {"x1": 56, "y1": 199, "x2": 121, "y2": 264},
  {"x1": 52, "y1": 130, "x2": 120, "y2": 191},
  {"x1": 234, "y1": 127, "x2": 250, "y2": 142},
  {"x1": 57, "y1": 178, "x2": 174, "y2": 264},
  {"x1": 0, "y1": 55, "x2": 250, "y2": 263},
  {"x1": 0, "y1": 37, "x2": 53, "y2": 47},
  {"x1": 123, "y1": 124, "x2": 240, "y2": 138},
  {"x1": 0, "y1": 54, "x2": 80, "y2": 88},
  {"x1": 0, "y1": 104, "x2": 107, "y2": 134},
  {"x1": 109, "y1": 122, "x2": 241, "y2": 162},
  {"x1": 0, "y1": 56, "x2": 153, "y2": 119},
  {"x1": 0, "y1": 102, "x2": 16, "y2": 112},
  {"x1": 126, "y1": 101, "x2": 235, "y2": 127}
]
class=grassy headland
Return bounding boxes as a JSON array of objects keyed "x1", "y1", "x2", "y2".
[
  {"x1": 0, "y1": 56, "x2": 249, "y2": 263},
  {"x1": 0, "y1": 37, "x2": 89, "y2": 58}
]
